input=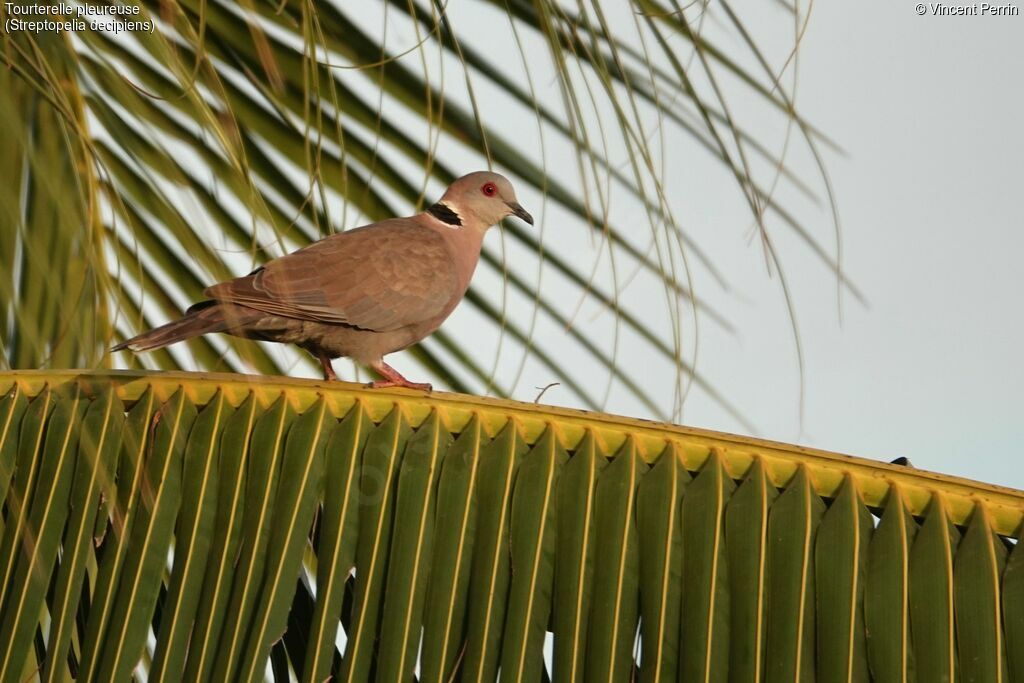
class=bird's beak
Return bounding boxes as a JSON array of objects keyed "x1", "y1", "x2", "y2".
[{"x1": 506, "y1": 202, "x2": 534, "y2": 225}]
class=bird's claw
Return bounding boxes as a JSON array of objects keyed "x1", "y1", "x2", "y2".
[
  {"x1": 367, "y1": 360, "x2": 432, "y2": 392},
  {"x1": 368, "y1": 379, "x2": 433, "y2": 392}
]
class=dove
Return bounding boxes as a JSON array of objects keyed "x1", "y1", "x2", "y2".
[{"x1": 113, "y1": 171, "x2": 533, "y2": 390}]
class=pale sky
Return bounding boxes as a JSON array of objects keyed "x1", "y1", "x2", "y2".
[
  {"x1": 686, "y1": 0, "x2": 1024, "y2": 489},
  {"x1": 422, "y1": 1, "x2": 1024, "y2": 490}
]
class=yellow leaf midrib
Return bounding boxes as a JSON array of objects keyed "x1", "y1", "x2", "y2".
[
  {"x1": 605, "y1": 453, "x2": 638, "y2": 683},
  {"x1": 239, "y1": 399, "x2": 328, "y2": 682},
  {"x1": 392, "y1": 416, "x2": 444, "y2": 681},
  {"x1": 41, "y1": 390, "x2": 116, "y2": 683},
  {"x1": 568, "y1": 451, "x2": 599, "y2": 683},
  {"x1": 218, "y1": 398, "x2": 291, "y2": 679},
  {"x1": 845, "y1": 482, "x2": 861, "y2": 683},
  {"x1": 435, "y1": 419, "x2": 482, "y2": 680},
  {"x1": 512, "y1": 435, "x2": 558, "y2": 681},
  {"x1": 468, "y1": 428, "x2": 519, "y2": 683},
  {"x1": 0, "y1": 384, "x2": 21, "y2": 462},
  {"x1": 0, "y1": 389, "x2": 80, "y2": 681},
  {"x1": 151, "y1": 393, "x2": 226, "y2": 682},
  {"x1": 107, "y1": 391, "x2": 189, "y2": 680},
  {"x1": 702, "y1": 463, "x2": 724, "y2": 683},
  {"x1": 0, "y1": 389, "x2": 52, "y2": 607},
  {"x1": 340, "y1": 411, "x2": 404, "y2": 681},
  {"x1": 79, "y1": 389, "x2": 155, "y2": 683},
  {"x1": 187, "y1": 397, "x2": 258, "y2": 680},
  {"x1": 754, "y1": 464, "x2": 769, "y2": 683},
  {"x1": 652, "y1": 464, "x2": 677, "y2": 680},
  {"x1": 306, "y1": 405, "x2": 364, "y2": 679},
  {"x1": 794, "y1": 470, "x2": 812, "y2": 683},
  {"x1": 896, "y1": 487, "x2": 910, "y2": 683}
]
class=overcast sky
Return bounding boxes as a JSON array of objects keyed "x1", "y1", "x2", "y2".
[
  {"x1": 424, "y1": 1, "x2": 1024, "y2": 489},
  {"x1": 713, "y1": 0, "x2": 1024, "y2": 489},
  {"x1": 621, "y1": 0, "x2": 1024, "y2": 489}
]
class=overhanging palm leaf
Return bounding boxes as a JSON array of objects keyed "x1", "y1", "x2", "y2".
[{"x1": 2, "y1": 0, "x2": 846, "y2": 426}]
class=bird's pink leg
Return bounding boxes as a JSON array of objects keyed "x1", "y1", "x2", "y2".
[
  {"x1": 368, "y1": 360, "x2": 432, "y2": 391},
  {"x1": 316, "y1": 352, "x2": 338, "y2": 381}
]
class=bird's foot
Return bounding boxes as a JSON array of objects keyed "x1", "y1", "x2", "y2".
[
  {"x1": 368, "y1": 379, "x2": 433, "y2": 392},
  {"x1": 368, "y1": 361, "x2": 432, "y2": 392}
]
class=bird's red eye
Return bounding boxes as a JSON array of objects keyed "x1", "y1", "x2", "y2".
[{"x1": 481, "y1": 182, "x2": 497, "y2": 197}]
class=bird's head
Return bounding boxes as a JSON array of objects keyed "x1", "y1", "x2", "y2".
[{"x1": 436, "y1": 171, "x2": 534, "y2": 230}]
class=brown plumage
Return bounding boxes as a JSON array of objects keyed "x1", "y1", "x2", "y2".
[{"x1": 113, "y1": 172, "x2": 533, "y2": 390}]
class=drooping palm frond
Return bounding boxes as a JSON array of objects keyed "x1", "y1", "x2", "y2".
[
  {"x1": 2, "y1": 0, "x2": 846, "y2": 424},
  {"x1": 0, "y1": 371, "x2": 1021, "y2": 681}
]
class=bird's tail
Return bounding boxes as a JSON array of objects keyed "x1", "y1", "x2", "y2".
[{"x1": 112, "y1": 301, "x2": 241, "y2": 352}]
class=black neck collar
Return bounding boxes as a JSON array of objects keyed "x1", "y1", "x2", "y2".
[{"x1": 426, "y1": 202, "x2": 462, "y2": 227}]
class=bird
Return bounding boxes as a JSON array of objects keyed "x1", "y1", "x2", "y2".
[{"x1": 112, "y1": 171, "x2": 534, "y2": 391}]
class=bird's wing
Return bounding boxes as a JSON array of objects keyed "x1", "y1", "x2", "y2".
[{"x1": 205, "y1": 219, "x2": 458, "y2": 332}]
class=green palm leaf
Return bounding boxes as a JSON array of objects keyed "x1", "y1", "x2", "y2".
[{"x1": 0, "y1": 371, "x2": 1020, "y2": 680}]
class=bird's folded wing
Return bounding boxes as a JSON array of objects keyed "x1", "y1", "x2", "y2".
[{"x1": 204, "y1": 220, "x2": 458, "y2": 332}]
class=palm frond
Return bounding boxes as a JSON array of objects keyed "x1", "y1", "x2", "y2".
[{"x1": 1, "y1": 371, "x2": 1021, "y2": 680}]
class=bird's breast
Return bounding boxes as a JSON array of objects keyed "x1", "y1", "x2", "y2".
[{"x1": 437, "y1": 226, "x2": 485, "y2": 294}]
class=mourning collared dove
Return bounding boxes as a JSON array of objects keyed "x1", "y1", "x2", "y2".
[{"x1": 113, "y1": 171, "x2": 533, "y2": 390}]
